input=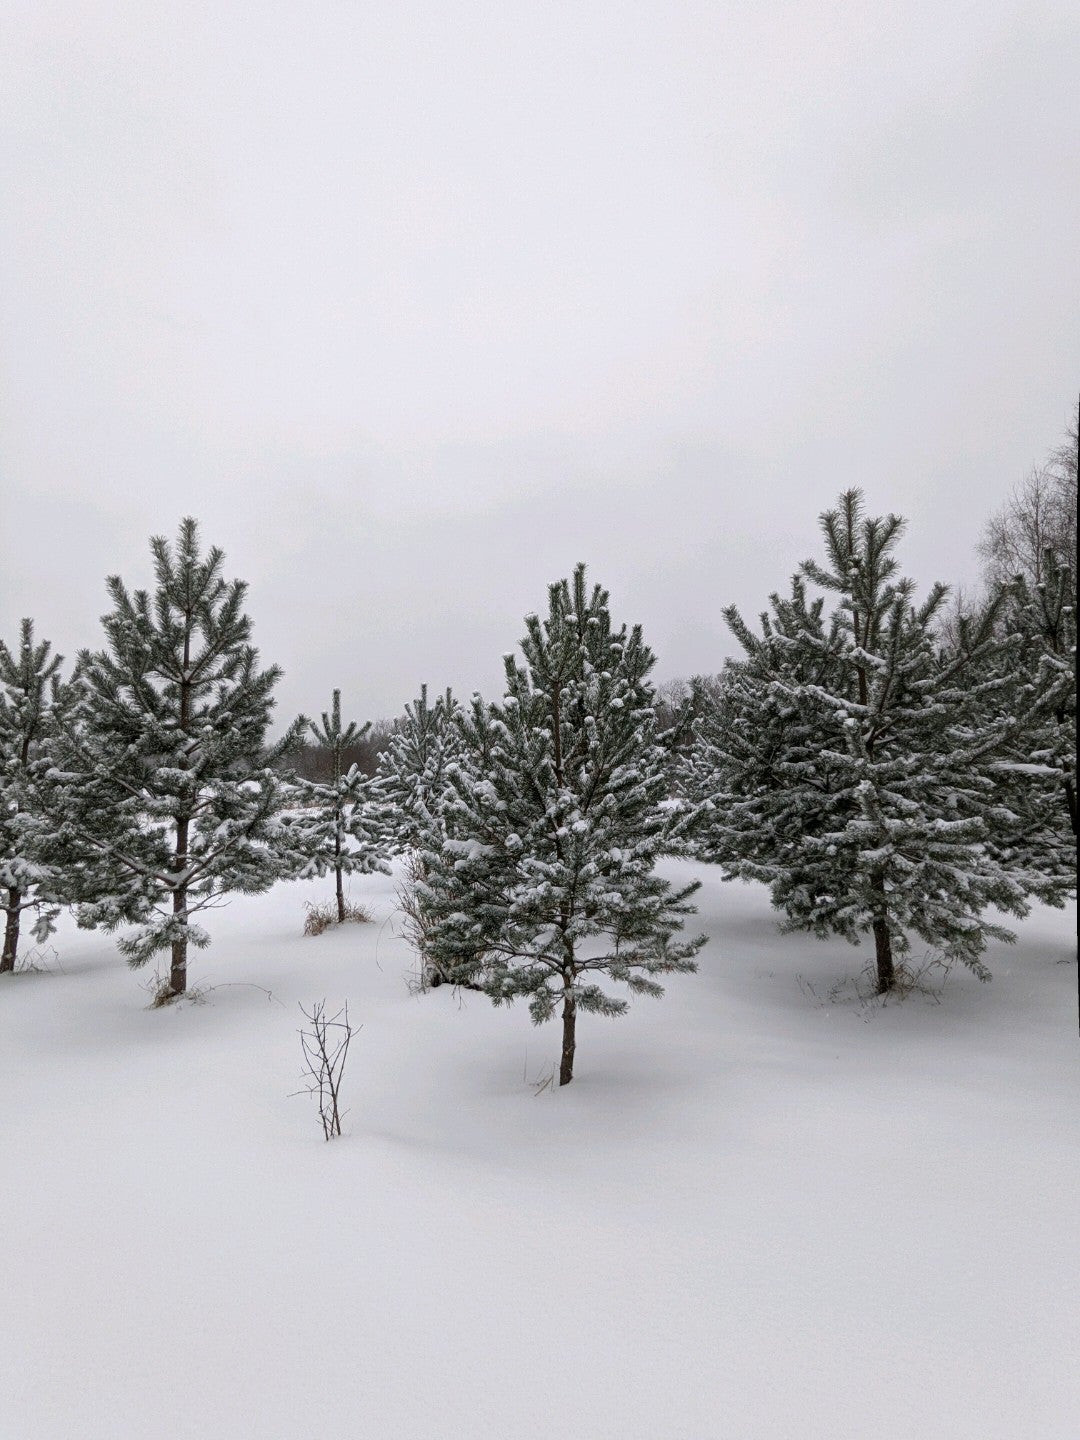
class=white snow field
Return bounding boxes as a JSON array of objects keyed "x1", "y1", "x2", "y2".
[{"x1": 1, "y1": 861, "x2": 1077, "y2": 1440}]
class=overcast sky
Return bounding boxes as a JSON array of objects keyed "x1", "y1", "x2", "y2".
[{"x1": 2, "y1": 0, "x2": 1078, "y2": 725}]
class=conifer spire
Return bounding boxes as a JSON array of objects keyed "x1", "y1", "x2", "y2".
[
  {"x1": 49, "y1": 519, "x2": 303, "y2": 999},
  {"x1": 286, "y1": 689, "x2": 389, "y2": 923},
  {"x1": 0, "y1": 620, "x2": 67, "y2": 972},
  {"x1": 682, "y1": 490, "x2": 1062, "y2": 993},
  {"x1": 408, "y1": 564, "x2": 703, "y2": 1082}
]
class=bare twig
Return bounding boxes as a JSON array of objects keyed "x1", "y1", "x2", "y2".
[
  {"x1": 12, "y1": 945, "x2": 64, "y2": 976},
  {"x1": 206, "y1": 982, "x2": 287, "y2": 1007},
  {"x1": 292, "y1": 999, "x2": 356, "y2": 1139}
]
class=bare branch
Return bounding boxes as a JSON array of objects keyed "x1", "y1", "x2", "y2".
[{"x1": 292, "y1": 1000, "x2": 356, "y2": 1140}]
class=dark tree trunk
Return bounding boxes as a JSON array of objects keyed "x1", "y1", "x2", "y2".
[
  {"x1": 168, "y1": 639, "x2": 192, "y2": 1000},
  {"x1": 871, "y1": 917, "x2": 895, "y2": 994},
  {"x1": 334, "y1": 825, "x2": 345, "y2": 924},
  {"x1": 166, "y1": 806, "x2": 190, "y2": 999},
  {"x1": 168, "y1": 882, "x2": 188, "y2": 997},
  {"x1": 1063, "y1": 775, "x2": 1077, "y2": 837},
  {"x1": 1, "y1": 886, "x2": 20, "y2": 973},
  {"x1": 869, "y1": 871, "x2": 895, "y2": 994},
  {"x1": 3, "y1": 729, "x2": 34, "y2": 975},
  {"x1": 559, "y1": 987, "x2": 577, "y2": 1086}
]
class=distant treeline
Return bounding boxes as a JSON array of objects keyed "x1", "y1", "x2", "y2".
[{"x1": 289, "y1": 718, "x2": 397, "y2": 781}]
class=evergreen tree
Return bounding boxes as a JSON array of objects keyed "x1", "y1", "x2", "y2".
[
  {"x1": 969, "y1": 403, "x2": 1077, "y2": 858},
  {"x1": 0, "y1": 621, "x2": 67, "y2": 971},
  {"x1": 979, "y1": 548, "x2": 1076, "y2": 888},
  {"x1": 374, "y1": 684, "x2": 464, "y2": 984},
  {"x1": 1008, "y1": 550, "x2": 1075, "y2": 836},
  {"x1": 49, "y1": 519, "x2": 303, "y2": 999},
  {"x1": 676, "y1": 574, "x2": 847, "y2": 881},
  {"x1": 683, "y1": 491, "x2": 1060, "y2": 994},
  {"x1": 409, "y1": 565, "x2": 703, "y2": 1084},
  {"x1": 376, "y1": 684, "x2": 462, "y2": 853},
  {"x1": 287, "y1": 689, "x2": 390, "y2": 922}
]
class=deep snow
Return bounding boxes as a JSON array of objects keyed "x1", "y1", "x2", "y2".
[{"x1": 1, "y1": 862, "x2": 1077, "y2": 1440}]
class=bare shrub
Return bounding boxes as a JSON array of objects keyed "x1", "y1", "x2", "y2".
[
  {"x1": 11, "y1": 945, "x2": 63, "y2": 976},
  {"x1": 303, "y1": 898, "x2": 371, "y2": 936},
  {"x1": 880, "y1": 952, "x2": 953, "y2": 1004},
  {"x1": 145, "y1": 972, "x2": 211, "y2": 1007},
  {"x1": 293, "y1": 999, "x2": 355, "y2": 1140},
  {"x1": 796, "y1": 950, "x2": 953, "y2": 1020},
  {"x1": 397, "y1": 852, "x2": 440, "y2": 988}
]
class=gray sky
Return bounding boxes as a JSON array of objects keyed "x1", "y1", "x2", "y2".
[{"x1": 3, "y1": 0, "x2": 1078, "y2": 725}]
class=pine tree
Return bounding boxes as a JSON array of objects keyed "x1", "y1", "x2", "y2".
[
  {"x1": 1007, "y1": 549, "x2": 1076, "y2": 835},
  {"x1": 676, "y1": 574, "x2": 848, "y2": 884},
  {"x1": 409, "y1": 565, "x2": 703, "y2": 1084},
  {"x1": 0, "y1": 621, "x2": 67, "y2": 972},
  {"x1": 286, "y1": 689, "x2": 390, "y2": 922},
  {"x1": 970, "y1": 403, "x2": 1077, "y2": 860},
  {"x1": 374, "y1": 685, "x2": 464, "y2": 984},
  {"x1": 48, "y1": 519, "x2": 303, "y2": 999},
  {"x1": 683, "y1": 491, "x2": 1059, "y2": 994},
  {"x1": 376, "y1": 684, "x2": 462, "y2": 853},
  {"x1": 978, "y1": 548, "x2": 1076, "y2": 891}
]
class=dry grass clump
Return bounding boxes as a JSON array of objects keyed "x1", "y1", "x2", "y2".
[
  {"x1": 144, "y1": 975, "x2": 210, "y2": 1008},
  {"x1": 303, "y1": 899, "x2": 372, "y2": 936}
]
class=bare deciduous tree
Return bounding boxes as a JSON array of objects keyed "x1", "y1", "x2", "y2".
[
  {"x1": 293, "y1": 1000, "x2": 355, "y2": 1140},
  {"x1": 977, "y1": 404, "x2": 1078, "y2": 592}
]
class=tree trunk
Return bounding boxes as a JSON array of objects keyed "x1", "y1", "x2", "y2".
[
  {"x1": 334, "y1": 826, "x2": 345, "y2": 924},
  {"x1": 3, "y1": 732, "x2": 33, "y2": 975},
  {"x1": 559, "y1": 986, "x2": 577, "y2": 1086},
  {"x1": 167, "y1": 806, "x2": 190, "y2": 999},
  {"x1": 168, "y1": 637, "x2": 192, "y2": 1000},
  {"x1": 871, "y1": 917, "x2": 895, "y2": 993},
  {"x1": 1, "y1": 886, "x2": 20, "y2": 973},
  {"x1": 868, "y1": 870, "x2": 895, "y2": 993},
  {"x1": 1063, "y1": 775, "x2": 1077, "y2": 837},
  {"x1": 168, "y1": 882, "x2": 188, "y2": 997}
]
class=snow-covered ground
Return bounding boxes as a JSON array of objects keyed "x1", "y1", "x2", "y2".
[{"x1": 2, "y1": 862, "x2": 1077, "y2": 1440}]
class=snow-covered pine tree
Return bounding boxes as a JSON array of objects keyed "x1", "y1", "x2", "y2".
[
  {"x1": 1009, "y1": 550, "x2": 1075, "y2": 834},
  {"x1": 979, "y1": 547, "x2": 1076, "y2": 892},
  {"x1": 684, "y1": 490, "x2": 1056, "y2": 994},
  {"x1": 968, "y1": 404, "x2": 1077, "y2": 875},
  {"x1": 1021, "y1": 549, "x2": 1076, "y2": 841},
  {"x1": 375, "y1": 684, "x2": 462, "y2": 854},
  {"x1": 409, "y1": 565, "x2": 704, "y2": 1084},
  {"x1": 287, "y1": 690, "x2": 390, "y2": 922},
  {"x1": 676, "y1": 572, "x2": 847, "y2": 879},
  {"x1": 48, "y1": 519, "x2": 304, "y2": 1000},
  {"x1": 0, "y1": 620, "x2": 68, "y2": 971},
  {"x1": 375, "y1": 684, "x2": 468, "y2": 984}
]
